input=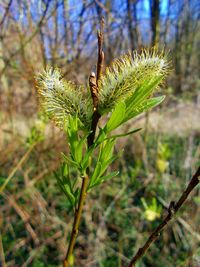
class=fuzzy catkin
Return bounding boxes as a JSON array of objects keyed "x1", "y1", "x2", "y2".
[
  {"x1": 37, "y1": 68, "x2": 93, "y2": 130},
  {"x1": 98, "y1": 49, "x2": 169, "y2": 114},
  {"x1": 36, "y1": 49, "x2": 169, "y2": 130}
]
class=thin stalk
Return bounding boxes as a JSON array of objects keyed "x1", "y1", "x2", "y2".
[
  {"x1": 63, "y1": 19, "x2": 104, "y2": 267},
  {"x1": 0, "y1": 232, "x2": 6, "y2": 267}
]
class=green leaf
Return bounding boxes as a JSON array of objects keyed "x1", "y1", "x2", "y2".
[
  {"x1": 61, "y1": 163, "x2": 74, "y2": 192},
  {"x1": 89, "y1": 162, "x2": 102, "y2": 187},
  {"x1": 62, "y1": 163, "x2": 69, "y2": 177},
  {"x1": 66, "y1": 116, "x2": 91, "y2": 165},
  {"x1": 61, "y1": 153, "x2": 79, "y2": 167},
  {"x1": 80, "y1": 145, "x2": 95, "y2": 173},
  {"x1": 88, "y1": 180, "x2": 102, "y2": 189},
  {"x1": 75, "y1": 131, "x2": 88, "y2": 164},
  {"x1": 98, "y1": 139, "x2": 115, "y2": 163},
  {"x1": 54, "y1": 164, "x2": 77, "y2": 207},
  {"x1": 54, "y1": 173, "x2": 74, "y2": 206},
  {"x1": 66, "y1": 117, "x2": 79, "y2": 160},
  {"x1": 88, "y1": 171, "x2": 119, "y2": 190},
  {"x1": 125, "y1": 76, "x2": 163, "y2": 110},
  {"x1": 123, "y1": 95, "x2": 165, "y2": 123},
  {"x1": 95, "y1": 128, "x2": 107, "y2": 146},
  {"x1": 104, "y1": 128, "x2": 142, "y2": 141},
  {"x1": 100, "y1": 154, "x2": 119, "y2": 175},
  {"x1": 105, "y1": 102, "x2": 126, "y2": 133},
  {"x1": 63, "y1": 184, "x2": 76, "y2": 206},
  {"x1": 100, "y1": 171, "x2": 119, "y2": 182}
]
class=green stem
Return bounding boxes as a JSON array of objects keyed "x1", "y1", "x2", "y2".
[{"x1": 63, "y1": 174, "x2": 89, "y2": 267}]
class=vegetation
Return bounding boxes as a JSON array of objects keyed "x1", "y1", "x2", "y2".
[{"x1": 0, "y1": 1, "x2": 200, "y2": 267}]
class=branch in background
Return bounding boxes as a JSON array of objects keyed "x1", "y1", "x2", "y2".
[
  {"x1": 129, "y1": 166, "x2": 200, "y2": 267},
  {"x1": 0, "y1": 0, "x2": 51, "y2": 76},
  {"x1": 0, "y1": 0, "x2": 13, "y2": 27}
]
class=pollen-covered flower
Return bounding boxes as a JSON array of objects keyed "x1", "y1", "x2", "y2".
[
  {"x1": 98, "y1": 49, "x2": 170, "y2": 114},
  {"x1": 36, "y1": 68, "x2": 93, "y2": 130}
]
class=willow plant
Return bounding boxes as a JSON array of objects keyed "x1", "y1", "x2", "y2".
[{"x1": 36, "y1": 26, "x2": 169, "y2": 266}]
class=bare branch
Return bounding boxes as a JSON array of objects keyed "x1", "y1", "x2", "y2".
[
  {"x1": 87, "y1": 17, "x2": 104, "y2": 147},
  {"x1": 96, "y1": 17, "x2": 105, "y2": 84},
  {"x1": 0, "y1": 0, "x2": 13, "y2": 27},
  {"x1": 129, "y1": 166, "x2": 200, "y2": 266}
]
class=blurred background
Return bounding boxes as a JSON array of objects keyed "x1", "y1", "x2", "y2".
[{"x1": 0, "y1": 0, "x2": 200, "y2": 266}]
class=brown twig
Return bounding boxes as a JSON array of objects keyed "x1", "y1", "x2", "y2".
[
  {"x1": 129, "y1": 166, "x2": 200, "y2": 267},
  {"x1": 87, "y1": 17, "x2": 104, "y2": 147},
  {"x1": 63, "y1": 19, "x2": 104, "y2": 267},
  {"x1": 0, "y1": 0, "x2": 50, "y2": 76},
  {"x1": 87, "y1": 72, "x2": 101, "y2": 147},
  {"x1": 96, "y1": 18, "x2": 105, "y2": 84}
]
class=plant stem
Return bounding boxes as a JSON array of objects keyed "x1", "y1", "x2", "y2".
[
  {"x1": 63, "y1": 175, "x2": 89, "y2": 267},
  {"x1": 87, "y1": 72, "x2": 101, "y2": 147},
  {"x1": 63, "y1": 18, "x2": 104, "y2": 266},
  {"x1": 87, "y1": 17, "x2": 104, "y2": 147},
  {"x1": 96, "y1": 18, "x2": 104, "y2": 85},
  {"x1": 129, "y1": 166, "x2": 200, "y2": 267}
]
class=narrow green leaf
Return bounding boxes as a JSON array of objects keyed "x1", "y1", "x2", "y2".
[
  {"x1": 64, "y1": 184, "x2": 76, "y2": 206},
  {"x1": 54, "y1": 172, "x2": 73, "y2": 206},
  {"x1": 100, "y1": 154, "x2": 119, "y2": 175},
  {"x1": 98, "y1": 139, "x2": 115, "y2": 164},
  {"x1": 99, "y1": 171, "x2": 119, "y2": 182},
  {"x1": 104, "y1": 128, "x2": 142, "y2": 141},
  {"x1": 87, "y1": 180, "x2": 102, "y2": 189},
  {"x1": 67, "y1": 116, "x2": 79, "y2": 161},
  {"x1": 89, "y1": 162, "x2": 102, "y2": 187},
  {"x1": 60, "y1": 163, "x2": 73, "y2": 191},
  {"x1": 124, "y1": 95, "x2": 165, "y2": 123},
  {"x1": 125, "y1": 76, "x2": 163, "y2": 110},
  {"x1": 105, "y1": 102, "x2": 126, "y2": 133},
  {"x1": 88, "y1": 171, "x2": 119, "y2": 189},
  {"x1": 75, "y1": 132, "x2": 88, "y2": 164},
  {"x1": 61, "y1": 153, "x2": 79, "y2": 167},
  {"x1": 95, "y1": 128, "x2": 107, "y2": 146},
  {"x1": 81, "y1": 145, "x2": 95, "y2": 172},
  {"x1": 62, "y1": 163, "x2": 69, "y2": 177}
]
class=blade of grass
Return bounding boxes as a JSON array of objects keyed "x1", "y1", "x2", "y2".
[{"x1": 0, "y1": 143, "x2": 35, "y2": 194}]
